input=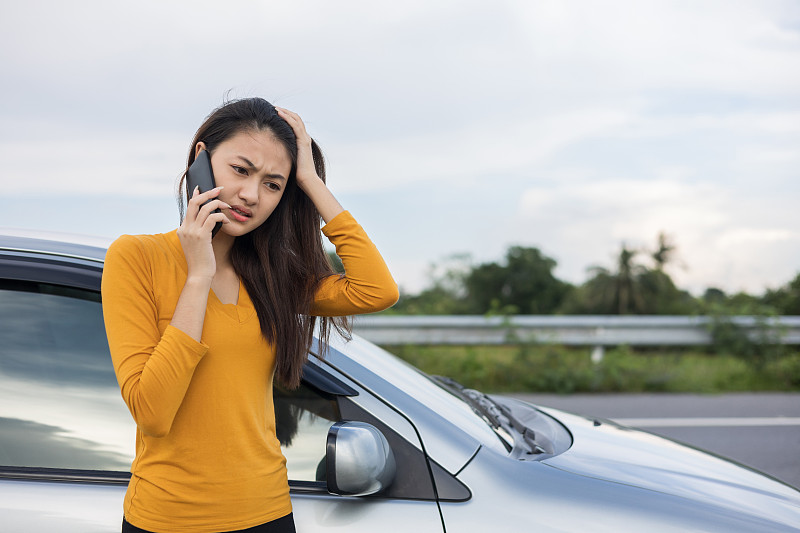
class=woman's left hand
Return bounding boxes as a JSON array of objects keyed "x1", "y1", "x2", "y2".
[
  {"x1": 275, "y1": 105, "x2": 344, "y2": 223},
  {"x1": 276, "y1": 107, "x2": 320, "y2": 191}
]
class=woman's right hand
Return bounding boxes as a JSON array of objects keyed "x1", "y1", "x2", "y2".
[{"x1": 177, "y1": 186, "x2": 230, "y2": 281}]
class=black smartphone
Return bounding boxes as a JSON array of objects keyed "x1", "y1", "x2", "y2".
[{"x1": 186, "y1": 150, "x2": 223, "y2": 237}]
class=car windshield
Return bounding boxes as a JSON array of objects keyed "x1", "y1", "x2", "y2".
[
  {"x1": 427, "y1": 375, "x2": 515, "y2": 450},
  {"x1": 430, "y1": 375, "x2": 566, "y2": 459},
  {"x1": 322, "y1": 334, "x2": 510, "y2": 454}
]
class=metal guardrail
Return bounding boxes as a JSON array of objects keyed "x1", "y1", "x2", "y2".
[{"x1": 352, "y1": 315, "x2": 800, "y2": 347}]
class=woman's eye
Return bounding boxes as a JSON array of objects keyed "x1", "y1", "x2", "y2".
[
  {"x1": 232, "y1": 166, "x2": 248, "y2": 175},
  {"x1": 264, "y1": 182, "x2": 281, "y2": 192}
]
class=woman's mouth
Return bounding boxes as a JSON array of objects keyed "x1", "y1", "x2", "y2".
[{"x1": 228, "y1": 205, "x2": 252, "y2": 223}]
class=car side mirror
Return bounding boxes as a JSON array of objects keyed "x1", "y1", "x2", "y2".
[{"x1": 326, "y1": 421, "x2": 396, "y2": 497}]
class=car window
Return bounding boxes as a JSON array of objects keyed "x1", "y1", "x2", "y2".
[
  {"x1": 274, "y1": 383, "x2": 339, "y2": 484},
  {"x1": 0, "y1": 280, "x2": 135, "y2": 472}
]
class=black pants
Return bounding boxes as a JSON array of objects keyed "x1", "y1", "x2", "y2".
[{"x1": 122, "y1": 513, "x2": 296, "y2": 533}]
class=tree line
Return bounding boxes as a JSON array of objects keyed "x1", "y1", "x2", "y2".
[{"x1": 334, "y1": 233, "x2": 800, "y2": 316}]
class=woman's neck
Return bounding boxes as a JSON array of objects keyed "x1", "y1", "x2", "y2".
[{"x1": 212, "y1": 232, "x2": 236, "y2": 270}]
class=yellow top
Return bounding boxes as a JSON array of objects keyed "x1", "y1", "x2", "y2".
[{"x1": 101, "y1": 211, "x2": 398, "y2": 533}]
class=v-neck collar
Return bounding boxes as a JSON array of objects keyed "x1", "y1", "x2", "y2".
[{"x1": 209, "y1": 279, "x2": 256, "y2": 323}]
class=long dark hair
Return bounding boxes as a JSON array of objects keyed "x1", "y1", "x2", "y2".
[{"x1": 177, "y1": 97, "x2": 351, "y2": 389}]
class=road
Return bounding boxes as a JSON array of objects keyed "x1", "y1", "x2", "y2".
[{"x1": 509, "y1": 392, "x2": 800, "y2": 489}]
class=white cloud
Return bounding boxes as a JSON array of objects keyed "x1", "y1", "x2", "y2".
[
  {"x1": 515, "y1": 174, "x2": 800, "y2": 294},
  {"x1": 324, "y1": 106, "x2": 635, "y2": 192},
  {"x1": 0, "y1": 134, "x2": 186, "y2": 197},
  {"x1": 1, "y1": 0, "x2": 798, "y2": 296},
  {"x1": 511, "y1": 0, "x2": 800, "y2": 96}
]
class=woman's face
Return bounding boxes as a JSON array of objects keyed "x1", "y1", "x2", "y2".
[{"x1": 196, "y1": 128, "x2": 292, "y2": 238}]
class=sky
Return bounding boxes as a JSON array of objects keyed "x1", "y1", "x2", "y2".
[{"x1": 1, "y1": 0, "x2": 799, "y2": 297}]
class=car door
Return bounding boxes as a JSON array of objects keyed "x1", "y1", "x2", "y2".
[
  {"x1": 0, "y1": 276, "x2": 131, "y2": 532},
  {"x1": 0, "y1": 250, "x2": 447, "y2": 532},
  {"x1": 277, "y1": 359, "x2": 448, "y2": 532}
]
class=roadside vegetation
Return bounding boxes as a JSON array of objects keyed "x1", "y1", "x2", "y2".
[
  {"x1": 337, "y1": 232, "x2": 800, "y2": 393},
  {"x1": 382, "y1": 344, "x2": 800, "y2": 394}
]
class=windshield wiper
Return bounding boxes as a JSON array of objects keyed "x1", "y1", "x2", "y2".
[{"x1": 432, "y1": 376, "x2": 551, "y2": 458}]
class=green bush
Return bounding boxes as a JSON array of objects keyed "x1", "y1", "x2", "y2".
[
  {"x1": 382, "y1": 343, "x2": 800, "y2": 393},
  {"x1": 705, "y1": 304, "x2": 787, "y2": 370}
]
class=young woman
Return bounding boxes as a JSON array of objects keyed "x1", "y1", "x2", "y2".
[{"x1": 102, "y1": 98, "x2": 398, "y2": 533}]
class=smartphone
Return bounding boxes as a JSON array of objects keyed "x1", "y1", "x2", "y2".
[{"x1": 186, "y1": 150, "x2": 223, "y2": 237}]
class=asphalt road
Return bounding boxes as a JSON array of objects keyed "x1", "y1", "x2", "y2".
[{"x1": 509, "y1": 392, "x2": 800, "y2": 489}]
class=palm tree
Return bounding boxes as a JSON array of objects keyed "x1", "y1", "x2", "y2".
[
  {"x1": 615, "y1": 244, "x2": 646, "y2": 314},
  {"x1": 584, "y1": 243, "x2": 647, "y2": 314},
  {"x1": 651, "y1": 232, "x2": 676, "y2": 271},
  {"x1": 562, "y1": 234, "x2": 694, "y2": 315}
]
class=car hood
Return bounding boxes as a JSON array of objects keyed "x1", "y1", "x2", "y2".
[{"x1": 527, "y1": 402, "x2": 800, "y2": 524}]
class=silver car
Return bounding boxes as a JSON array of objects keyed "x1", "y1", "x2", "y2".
[{"x1": 1, "y1": 230, "x2": 799, "y2": 532}]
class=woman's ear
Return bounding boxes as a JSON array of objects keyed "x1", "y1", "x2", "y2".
[{"x1": 194, "y1": 141, "x2": 208, "y2": 158}]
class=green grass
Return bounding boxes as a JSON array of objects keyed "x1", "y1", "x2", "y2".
[{"x1": 380, "y1": 344, "x2": 800, "y2": 394}]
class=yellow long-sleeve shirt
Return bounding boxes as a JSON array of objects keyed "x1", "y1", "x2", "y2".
[{"x1": 101, "y1": 211, "x2": 398, "y2": 533}]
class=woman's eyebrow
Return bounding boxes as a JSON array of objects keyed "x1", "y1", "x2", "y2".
[{"x1": 235, "y1": 156, "x2": 286, "y2": 181}]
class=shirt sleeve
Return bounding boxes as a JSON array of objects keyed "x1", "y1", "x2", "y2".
[
  {"x1": 101, "y1": 235, "x2": 208, "y2": 438},
  {"x1": 311, "y1": 211, "x2": 399, "y2": 317}
]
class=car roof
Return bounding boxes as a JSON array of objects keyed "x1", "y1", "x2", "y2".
[{"x1": 0, "y1": 228, "x2": 110, "y2": 263}]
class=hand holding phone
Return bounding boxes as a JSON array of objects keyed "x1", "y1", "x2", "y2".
[{"x1": 186, "y1": 150, "x2": 223, "y2": 237}]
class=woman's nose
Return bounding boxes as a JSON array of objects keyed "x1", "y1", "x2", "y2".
[{"x1": 237, "y1": 178, "x2": 259, "y2": 204}]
